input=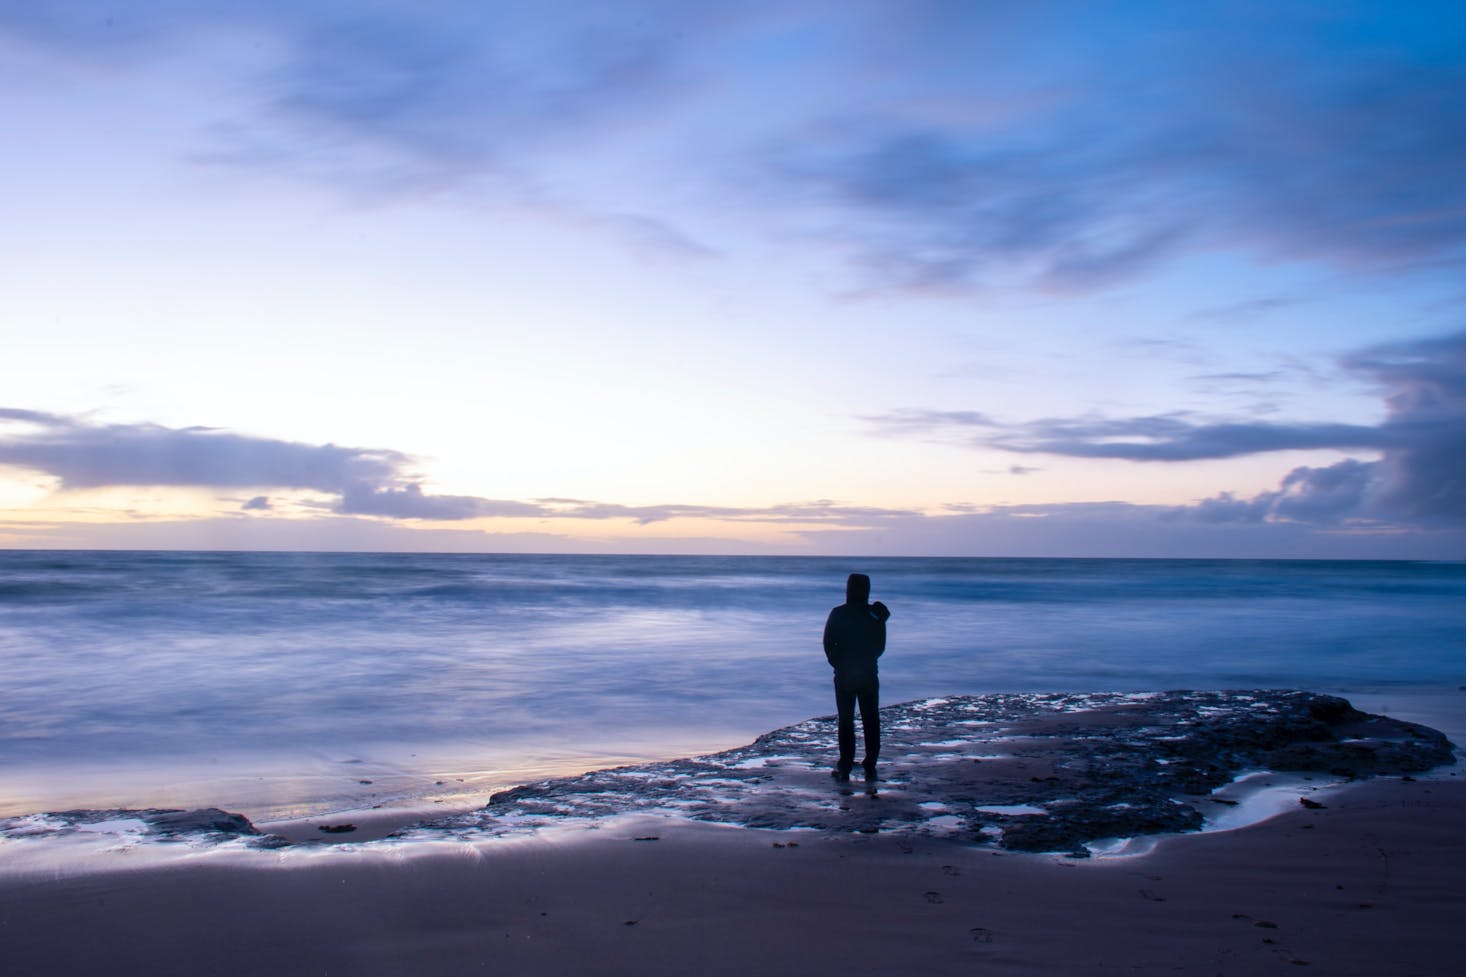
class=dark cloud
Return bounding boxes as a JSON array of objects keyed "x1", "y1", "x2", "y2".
[
  {"x1": 1183, "y1": 332, "x2": 1466, "y2": 527},
  {"x1": 873, "y1": 330, "x2": 1466, "y2": 527},
  {"x1": 1191, "y1": 461, "x2": 1377, "y2": 525},
  {"x1": 0, "y1": 413, "x2": 403, "y2": 491},
  {"x1": 867, "y1": 408, "x2": 1389, "y2": 461},
  {"x1": 339, "y1": 484, "x2": 544, "y2": 521},
  {"x1": 988, "y1": 416, "x2": 1392, "y2": 462},
  {"x1": 241, "y1": 495, "x2": 271, "y2": 511}
]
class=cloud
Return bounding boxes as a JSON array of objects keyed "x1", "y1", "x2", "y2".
[
  {"x1": 871, "y1": 330, "x2": 1466, "y2": 527},
  {"x1": 867, "y1": 408, "x2": 1390, "y2": 461},
  {"x1": 791, "y1": 501, "x2": 1466, "y2": 561},
  {"x1": 0, "y1": 413, "x2": 404, "y2": 491},
  {"x1": 1184, "y1": 331, "x2": 1466, "y2": 527},
  {"x1": 338, "y1": 484, "x2": 546, "y2": 521},
  {"x1": 257, "y1": 4, "x2": 701, "y2": 175},
  {"x1": 0, "y1": 409, "x2": 914, "y2": 527},
  {"x1": 990, "y1": 416, "x2": 1392, "y2": 462},
  {"x1": 7, "y1": 5, "x2": 1461, "y2": 292},
  {"x1": 534, "y1": 499, "x2": 916, "y2": 526},
  {"x1": 1186, "y1": 298, "x2": 1297, "y2": 325},
  {"x1": 763, "y1": 6, "x2": 1466, "y2": 290},
  {"x1": 0, "y1": 407, "x2": 65, "y2": 424},
  {"x1": 0, "y1": 1, "x2": 727, "y2": 184}
]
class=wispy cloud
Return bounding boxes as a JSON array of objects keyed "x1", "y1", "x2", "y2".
[
  {"x1": 762, "y1": 6, "x2": 1466, "y2": 291},
  {"x1": 869, "y1": 409, "x2": 1390, "y2": 462},
  {"x1": 530, "y1": 499, "x2": 916, "y2": 527},
  {"x1": 1185, "y1": 297, "x2": 1297, "y2": 326},
  {"x1": 5, "y1": 4, "x2": 1461, "y2": 292}
]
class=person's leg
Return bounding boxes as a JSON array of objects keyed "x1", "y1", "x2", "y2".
[
  {"x1": 833, "y1": 676, "x2": 856, "y2": 777},
  {"x1": 857, "y1": 678, "x2": 880, "y2": 777}
]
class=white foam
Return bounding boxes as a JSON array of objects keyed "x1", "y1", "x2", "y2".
[
  {"x1": 1197, "y1": 770, "x2": 1338, "y2": 833},
  {"x1": 977, "y1": 804, "x2": 1046, "y2": 816},
  {"x1": 923, "y1": 815, "x2": 966, "y2": 836},
  {"x1": 75, "y1": 818, "x2": 150, "y2": 837},
  {"x1": 1085, "y1": 772, "x2": 1342, "y2": 860},
  {"x1": 1084, "y1": 835, "x2": 1161, "y2": 859}
]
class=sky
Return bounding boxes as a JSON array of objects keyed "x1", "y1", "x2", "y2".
[{"x1": 1, "y1": 1, "x2": 1464, "y2": 558}]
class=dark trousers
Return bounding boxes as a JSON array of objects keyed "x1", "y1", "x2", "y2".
[{"x1": 834, "y1": 672, "x2": 880, "y2": 772}]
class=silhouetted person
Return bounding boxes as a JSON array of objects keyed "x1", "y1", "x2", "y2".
[{"x1": 823, "y1": 572, "x2": 889, "y2": 781}]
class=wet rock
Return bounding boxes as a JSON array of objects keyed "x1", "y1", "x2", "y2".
[
  {"x1": 2, "y1": 807, "x2": 265, "y2": 844},
  {"x1": 145, "y1": 808, "x2": 260, "y2": 840},
  {"x1": 416, "y1": 690, "x2": 1455, "y2": 855}
]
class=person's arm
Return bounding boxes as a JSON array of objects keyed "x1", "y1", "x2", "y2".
[
  {"x1": 870, "y1": 601, "x2": 889, "y2": 658},
  {"x1": 823, "y1": 608, "x2": 839, "y2": 667}
]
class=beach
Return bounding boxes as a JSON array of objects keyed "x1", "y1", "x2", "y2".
[
  {"x1": 2, "y1": 687, "x2": 1462, "y2": 975},
  {"x1": 2, "y1": 775, "x2": 1462, "y2": 976},
  {"x1": 3, "y1": 554, "x2": 1464, "y2": 972}
]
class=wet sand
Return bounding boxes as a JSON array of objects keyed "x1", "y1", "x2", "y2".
[{"x1": 2, "y1": 776, "x2": 1462, "y2": 976}]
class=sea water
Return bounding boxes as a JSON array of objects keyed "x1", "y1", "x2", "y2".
[{"x1": 1, "y1": 551, "x2": 1462, "y2": 821}]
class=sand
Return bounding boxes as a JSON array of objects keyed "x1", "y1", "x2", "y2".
[{"x1": 2, "y1": 775, "x2": 1462, "y2": 976}]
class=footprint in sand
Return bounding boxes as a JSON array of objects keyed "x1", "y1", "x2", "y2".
[
  {"x1": 923, "y1": 891, "x2": 944, "y2": 904},
  {"x1": 941, "y1": 864, "x2": 961, "y2": 876},
  {"x1": 970, "y1": 926, "x2": 994, "y2": 943}
]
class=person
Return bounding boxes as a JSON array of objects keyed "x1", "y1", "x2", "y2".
[{"x1": 823, "y1": 572, "x2": 889, "y2": 781}]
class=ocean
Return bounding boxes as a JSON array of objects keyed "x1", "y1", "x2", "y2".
[{"x1": 1, "y1": 551, "x2": 1463, "y2": 823}]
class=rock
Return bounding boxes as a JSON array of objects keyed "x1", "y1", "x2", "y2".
[
  {"x1": 411, "y1": 690, "x2": 1455, "y2": 855},
  {"x1": 1, "y1": 807, "x2": 265, "y2": 844},
  {"x1": 146, "y1": 808, "x2": 260, "y2": 839}
]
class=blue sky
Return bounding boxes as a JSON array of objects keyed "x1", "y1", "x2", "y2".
[{"x1": 1, "y1": 1, "x2": 1464, "y2": 557}]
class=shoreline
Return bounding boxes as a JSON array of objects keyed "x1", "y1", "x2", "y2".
[
  {"x1": 4, "y1": 689, "x2": 1458, "y2": 849},
  {"x1": 2, "y1": 776, "x2": 1462, "y2": 975},
  {"x1": 1, "y1": 688, "x2": 1457, "y2": 880},
  {"x1": 4, "y1": 682, "x2": 1459, "y2": 829}
]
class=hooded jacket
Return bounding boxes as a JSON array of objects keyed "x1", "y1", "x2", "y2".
[{"x1": 823, "y1": 574, "x2": 889, "y2": 679}]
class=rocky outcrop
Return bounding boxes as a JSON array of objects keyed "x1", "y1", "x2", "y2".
[
  {"x1": 6, "y1": 692, "x2": 1453, "y2": 857},
  {"x1": 426, "y1": 690, "x2": 1455, "y2": 855},
  {"x1": 0, "y1": 806, "x2": 272, "y2": 844}
]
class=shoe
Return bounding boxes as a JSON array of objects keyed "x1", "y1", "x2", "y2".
[
  {"x1": 831, "y1": 766, "x2": 852, "y2": 782},
  {"x1": 862, "y1": 763, "x2": 879, "y2": 781}
]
